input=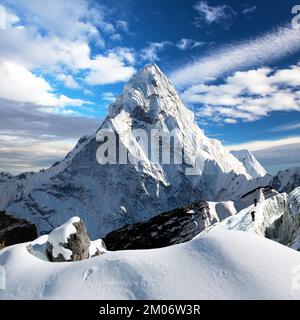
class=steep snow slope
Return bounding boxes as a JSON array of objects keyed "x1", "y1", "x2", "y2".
[
  {"x1": 1, "y1": 64, "x2": 266, "y2": 238},
  {"x1": 1, "y1": 230, "x2": 300, "y2": 299},
  {"x1": 230, "y1": 149, "x2": 267, "y2": 179}
]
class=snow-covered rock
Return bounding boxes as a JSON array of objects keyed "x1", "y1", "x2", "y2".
[
  {"x1": 272, "y1": 167, "x2": 300, "y2": 193},
  {"x1": 230, "y1": 149, "x2": 267, "y2": 179},
  {"x1": 0, "y1": 64, "x2": 267, "y2": 238},
  {"x1": 1, "y1": 230, "x2": 300, "y2": 299},
  {"x1": 89, "y1": 239, "x2": 106, "y2": 257},
  {"x1": 46, "y1": 217, "x2": 91, "y2": 262}
]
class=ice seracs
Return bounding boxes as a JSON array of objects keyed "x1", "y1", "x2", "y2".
[{"x1": 206, "y1": 186, "x2": 300, "y2": 251}]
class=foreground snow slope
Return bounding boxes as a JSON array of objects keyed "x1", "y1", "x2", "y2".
[{"x1": 1, "y1": 231, "x2": 300, "y2": 299}]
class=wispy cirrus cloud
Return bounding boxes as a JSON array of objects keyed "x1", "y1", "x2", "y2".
[
  {"x1": 268, "y1": 122, "x2": 300, "y2": 133},
  {"x1": 242, "y1": 5, "x2": 257, "y2": 15},
  {"x1": 170, "y1": 25, "x2": 300, "y2": 87}
]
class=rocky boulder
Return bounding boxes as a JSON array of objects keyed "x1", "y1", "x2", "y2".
[
  {"x1": 46, "y1": 217, "x2": 91, "y2": 262},
  {"x1": 0, "y1": 211, "x2": 37, "y2": 248}
]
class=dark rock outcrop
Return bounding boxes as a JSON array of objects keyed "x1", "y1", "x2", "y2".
[
  {"x1": 103, "y1": 201, "x2": 211, "y2": 250},
  {"x1": 46, "y1": 218, "x2": 91, "y2": 262},
  {"x1": 0, "y1": 211, "x2": 38, "y2": 248}
]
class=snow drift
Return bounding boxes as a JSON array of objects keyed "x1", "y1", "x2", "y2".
[{"x1": 1, "y1": 230, "x2": 300, "y2": 299}]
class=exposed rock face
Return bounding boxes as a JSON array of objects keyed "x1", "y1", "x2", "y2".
[
  {"x1": 46, "y1": 217, "x2": 91, "y2": 262},
  {"x1": 103, "y1": 201, "x2": 215, "y2": 250},
  {"x1": 0, "y1": 211, "x2": 37, "y2": 248}
]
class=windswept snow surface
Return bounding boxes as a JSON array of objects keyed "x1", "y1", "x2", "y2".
[{"x1": 0, "y1": 231, "x2": 300, "y2": 299}]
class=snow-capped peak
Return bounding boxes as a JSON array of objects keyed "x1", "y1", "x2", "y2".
[
  {"x1": 108, "y1": 63, "x2": 185, "y2": 122},
  {"x1": 230, "y1": 149, "x2": 267, "y2": 179},
  {"x1": 1, "y1": 64, "x2": 268, "y2": 238}
]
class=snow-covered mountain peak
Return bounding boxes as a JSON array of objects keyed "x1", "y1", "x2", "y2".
[
  {"x1": 230, "y1": 149, "x2": 267, "y2": 179},
  {"x1": 108, "y1": 63, "x2": 188, "y2": 124},
  {"x1": 0, "y1": 64, "x2": 269, "y2": 238}
]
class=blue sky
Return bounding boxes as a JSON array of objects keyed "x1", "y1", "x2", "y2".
[{"x1": 0, "y1": 0, "x2": 300, "y2": 174}]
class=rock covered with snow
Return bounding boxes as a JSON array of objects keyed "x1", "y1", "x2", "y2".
[
  {"x1": 230, "y1": 149, "x2": 267, "y2": 179},
  {"x1": 46, "y1": 217, "x2": 91, "y2": 262},
  {"x1": 272, "y1": 167, "x2": 300, "y2": 193},
  {"x1": 0, "y1": 64, "x2": 268, "y2": 238},
  {"x1": 89, "y1": 239, "x2": 106, "y2": 257}
]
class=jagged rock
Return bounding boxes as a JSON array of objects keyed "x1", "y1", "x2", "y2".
[
  {"x1": 46, "y1": 217, "x2": 91, "y2": 262},
  {"x1": 0, "y1": 211, "x2": 37, "y2": 248},
  {"x1": 103, "y1": 201, "x2": 214, "y2": 250}
]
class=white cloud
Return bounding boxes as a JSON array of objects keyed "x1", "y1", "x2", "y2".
[
  {"x1": 0, "y1": 61, "x2": 86, "y2": 107},
  {"x1": 85, "y1": 52, "x2": 135, "y2": 85},
  {"x1": 226, "y1": 136, "x2": 300, "y2": 152},
  {"x1": 182, "y1": 65, "x2": 300, "y2": 123},
  {"x1": 141, "y1": 41, "x2": 172, "y2": 61},
  {"x1": 56, "y1": 74, "x2": 80, "y2": 89},
  {"x1": 0, "y1": 0, "x2": 135, "y2": 91},
  {"x1": 4, "y1": 0, "x2": 107, "y2": 42},
  {"x1": 194, "y1": 1, "x2": 235, "y2": 27},
  {"x1": 224, "y1": 118, "x2": 238, "y2": 124},
  {"x1": 176, "y1": 38, "x2": 205, "y2": 50},
  {"x1": 101, "y1": 92, "x2": 116, "y2": 102},
  {"x1": 170, "y1": 26, "x2": 300, "y2": 87}
]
